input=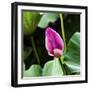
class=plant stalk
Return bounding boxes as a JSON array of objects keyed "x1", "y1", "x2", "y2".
[
  {"x1": 31, "y1": 36, "x2": 40, "y2": 64},
  {"x1": 59, "y1": 57, "x2": 66, "y2": 75},
  {"x1": 59, "y1": 14, "x2": 66, "y2": 52}
]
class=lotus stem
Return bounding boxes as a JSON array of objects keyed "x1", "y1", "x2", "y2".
[
  {"x1": 31, "y1": 36, "x2": 40, "y2": 64},
  {"x1": 59, "y1": 14, "x2": 66, "y2": 52},
  {"x1": 59, "y1": 57, "x2": 66, "y2": 75}
]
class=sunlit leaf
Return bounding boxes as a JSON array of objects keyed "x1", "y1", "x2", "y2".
[
  {"x1": 63, "y1": 32, "x2": 80, "y2": 75},
  {"x1": 24, "y1": 65, "x2": 42, "y2": 77},
  {"x1": 42, "y1": 58, "x2": 63, "y2": 76},
  {"x1": 38, "y1": 13, "x2": 59, "y2": 28}
]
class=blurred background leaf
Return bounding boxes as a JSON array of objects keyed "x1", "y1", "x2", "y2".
[
  {"x1": 23, "y1": 11, "x2": 41, "y2": 35},
  {"x1": 38, "y1": 13, "x2": 59, "y2": 28},
  {"x1": 24, "y1": 47, "x2": 32, "y2": 60},
  {"x1": 63, "y1": 32, "x2": 80, "y2": 75}
]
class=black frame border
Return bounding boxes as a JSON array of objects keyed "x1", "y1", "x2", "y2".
[{"x1": 11, "y1": 2, "x2": 88, "y2": 87}]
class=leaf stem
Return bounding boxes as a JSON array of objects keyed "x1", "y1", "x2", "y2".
[
  {"x1": 59, "y1": 57, "x2": 66, "y2": 75},
  {"x1": 31, "y1": 36, "x2": 40, "y2": 64},
  {"x1": 59, "y1": 14, "x2": 66, "y2": 52}
]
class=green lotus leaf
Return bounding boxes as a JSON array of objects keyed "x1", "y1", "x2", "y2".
[
  {"x1": 42, "y1": 58, "x2": 63, "y2": 76},
  {"x1": 38, "y1": 13, "x2": 59, "y2": 28},
  {"x1": 63, "y1": 32, "x2": 80, "y2": 75},
  {"x1": 24, "y1": 65, "x2": 42, "y2": 77},
  {"x1": 23, "y1": 11, "x2": 41, "y2": 35}
]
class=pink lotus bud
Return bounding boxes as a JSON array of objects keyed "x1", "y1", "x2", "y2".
[{"x1": 45, "y1": 27, "x2": 64, "y2": 57}]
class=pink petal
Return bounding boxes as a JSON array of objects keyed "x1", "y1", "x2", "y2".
[
  {"x1": 45, "y1": 36, "x2": 54, "y2": 55},
  {"x1": 45, "y1": 27, "x2": 64, "y2": 57},
  {"x1": 49, "y1": 27, "x2": 64, "y2": 49},
  {"x1": 53, "y1": 49, "x2": 63, "y2": 57}
]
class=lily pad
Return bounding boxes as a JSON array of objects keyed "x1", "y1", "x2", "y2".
[
  {"x1": 24, "y1": 65, "x2": 42, "y2": 77},
  {"x1": 63, "y1": 32, "x2": 80, "y2": 75},
  {"x1": 38, "y1": 13, "x2": 59, "y2": 28},
  {"x1": 42, "y1": 58, "x2": 63, "y2": 76}
]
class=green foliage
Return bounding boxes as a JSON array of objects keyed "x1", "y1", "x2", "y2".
[
  {"x1": 38, "y1": 13, "x2": 59, "y2": 28},
  {"x1": 23, "y1": 11, "x2": 41, "y2": 35},
  {"x1": 24, "y1": 65, "x2": 42, "y2": 77},
  {"x1": 23, "y1": 12, "x2": 80, "y2": 77},
  {"x1": 42, "y1": 58, "x2": 63, "y2": 76},
  {"x1": 63, "y1": 32, "x2": 80, "y2": 75},
  {"x1": 23, "y1": 32, "x2": 80, "y2": 77},
  {"x1": 24, "y1": 47, "x2": 32, "y2": 60},
  {"x1": 23, "y1": 58, "x2": 63, "y2": 77}
]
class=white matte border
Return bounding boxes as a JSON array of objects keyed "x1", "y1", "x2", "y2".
[{"x1": 17, "y1": 5, "x2": 86, "y2": 84}]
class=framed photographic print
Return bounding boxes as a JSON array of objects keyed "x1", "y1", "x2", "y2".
[{"x1": 11, "y1": 2, "x2": 88, "y2": 87}]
